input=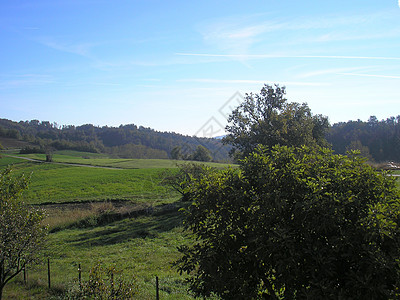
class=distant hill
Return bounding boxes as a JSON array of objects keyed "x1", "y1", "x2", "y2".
[
  {"x1": 2, "y1": 115, "x2": 399, "y2": 163},
  {"x1": 214, "y1": 135, "x2": 226, "y2": 140},
  {"x1": 0, "y1": 137, "x2": 34, "y2": 149},
  {"x1": 0, "y1": 119, "x2": 232, "y2": 162}
]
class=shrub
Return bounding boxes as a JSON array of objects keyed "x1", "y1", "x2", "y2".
[
  {"x1": 66, "y1": 262, "x2": 137, "y2": 299},
  {"x1": 176, "y1": 145, "x2": 400, "y2": 299}
]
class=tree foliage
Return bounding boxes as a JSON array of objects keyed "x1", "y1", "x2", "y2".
[
  {"x1": 171, "y1": 146, "x2": 183, "y2": 160},
  {"x1": 160, "y1": 163, "x2": 215, "y2": 201},
  {"x1": 223, "y1": 84, "x2": 329, "y2": 159},
  {"x1": 0, "y1": 168, "x2": 47, "y2": 299},
  {"x1": 170, "y1": 145, "x2": 213, "y2": 162},
  {"x1": 190, "y1": 145, "x2": 212, "y2": 162},
  {"x1": 176, "y1": 145, "x2": 400, "y2": 299}
]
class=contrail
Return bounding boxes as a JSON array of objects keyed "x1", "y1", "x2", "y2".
[
  {"x1": 338, "y1": 72, "x2": 400, "y2": 79},
  {"x1": 176, "y1": 53, "x2": 400, "y2": 61}
]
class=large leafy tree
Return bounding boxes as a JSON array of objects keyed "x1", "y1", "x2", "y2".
[
  {"x1": 176, "y1": 146, "x2": 400, "y2": 299},
  {"x1": 0, "y1": 168, "x2": 47, "y2": 299},
  {"x1": 223, "y1": 84, "x2": 329, "y2": 158}
]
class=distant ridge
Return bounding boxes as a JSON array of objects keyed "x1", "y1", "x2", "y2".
[
  {"x1": 0, "y1": 118, "x2": 232, "y2": 162},
  {"x1": 214, "y1": 135, "x2": 226, "y2": 140}
]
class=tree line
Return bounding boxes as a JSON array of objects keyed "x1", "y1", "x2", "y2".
[
  {"x1": 0, "y1": 119, "x2": 231, "y2": 162},
  {"x1": 2, "y1": 115, "x2": 399, "y2": 164},
  {"x1": 327, "y1": 116, "x2": 400, "y2": 162}
]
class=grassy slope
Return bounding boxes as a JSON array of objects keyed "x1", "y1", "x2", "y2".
[
  {"x1": 10, "y1": 150, "x2": 234, "y2": 169},
  {"x1": 26, "y1": 210, "x2": 193, "y2": 299},
  {"x1": 0, "y1": 152, "x2": 213, "y2": 299},
  {"x1": 4, "y1": 210, "x2": 195, "y2": 299},
  {"x1": 1, "y1": 154, "x2": 179, "y2": 205}
]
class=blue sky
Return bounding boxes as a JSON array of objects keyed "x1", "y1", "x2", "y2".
[{"x1": 1, "y1": 0, "x2": 400, "y2": 136}]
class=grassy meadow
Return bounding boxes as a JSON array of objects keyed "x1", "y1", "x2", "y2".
[
  {"x1": 9, "y1": 150, "x2": 232, "y2": 169},
  {"x1": 1, "y1": 150, "x2": 221, "y2": 299}
]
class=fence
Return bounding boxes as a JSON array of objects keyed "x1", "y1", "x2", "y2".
[{"x1": 19, "y1": 258, "x2": 162, "y2": 299}]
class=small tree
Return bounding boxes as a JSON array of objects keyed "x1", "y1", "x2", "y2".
[
  {"x1": 176, "y1": 146, "x2": 400, "y2": 299},
  {"x1": 170, "y1": 146, "x2": 182, "y2": 160},
  {"x1": 0, "y1": 168, "x2": 47, "y2": 299},
  {"x1": 190, "y1": 145, "x2": 212, "y2": 162}
]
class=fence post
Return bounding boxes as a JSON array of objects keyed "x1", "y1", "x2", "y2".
[
  {"x1": 156, "y1": 276, "x2": 159, "y2": 300},
  {"x1": 47, "y1": 258, "x2": 51, "y2": 289},
  {"x1": 78, "y1": 263, "x2": 82, "y2": 286},
  {"x1": 111, "y1": 272, "x2": 114, "y2": 296},
  {"x1": 23, "y1": 266, "x2": 26, "y2": 285}
]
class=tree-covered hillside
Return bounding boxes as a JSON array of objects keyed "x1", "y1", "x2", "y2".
[
  {"x1": 0, "y1": 119, "x2": 231, "y2": 162},
  {"x1": 327, "y1": 116, "x2": 400, "y2": 162},
  {"x1": 2, "y1": 114, "x2": 400, "y2": 163}
]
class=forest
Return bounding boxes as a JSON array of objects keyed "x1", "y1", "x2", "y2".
[
  {"x1": 327, "y1": 115, "x2": 400, "y2": 162},
  {"x1": 0, "y1": 119, "x2": 230, "y2": 162},
  {"x1": 1, "y1": 115, "x2": 400, "y2": 163}
]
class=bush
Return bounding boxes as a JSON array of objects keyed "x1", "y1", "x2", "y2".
[
  {"x1": 66, "y1": 262, "x2": 137, "y2": 299},
  {"x1": 176, "y1": 145, "x2": 400, "y2": 299}
]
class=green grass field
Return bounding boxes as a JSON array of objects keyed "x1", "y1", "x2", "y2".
[
  {"x1": 3, "y1": 209, "x2": 196, "y2": 299},
  {"x1": 7, "y1": 150, "x2": 234, "y2": 169},
  {"x1": 0, "y1": 151, "x2": 228, "y2": 299},
  {"x1": 7, "y1": 209, "x2": 194, "y2": 299},
  {"x1": 0, "y1": 160, "x2": 176, "y2": 205}
]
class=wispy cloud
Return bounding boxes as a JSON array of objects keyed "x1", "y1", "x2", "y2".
[
  {"x1": 297, "y1": 67, "x2": 374, "y2": 79},
  {"x1": 197, "y1": 11, "x2": 395, "y2": 55},
  {"x1": 63, "y1": 82, "x2": 123, "y2": 87},
  {"x1": 176, "y1": 53, "x2": 400, "y2": 61},
  {"x1": 178, "y1": 78, "x2": 328, "y2": 87},
  {"x1": 287, "y1": 28, "x2": 400, "y2": 45},
  {"x1": 0, "y1": 74, "x2": 53, "y2": 89},
  {"x1": 198, "y1": 16, "x2": 274, "y2": 54},
  {"x1": 338, "y1": 72, "x2": 400, "y2": 79},
  {"x1": 35, "y1": 37, "x2": 94, "y2": 57}
]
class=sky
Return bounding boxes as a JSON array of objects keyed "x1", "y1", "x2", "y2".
[{"x1": 1, "y1": 0, "x2": 400, "y2": 137}]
